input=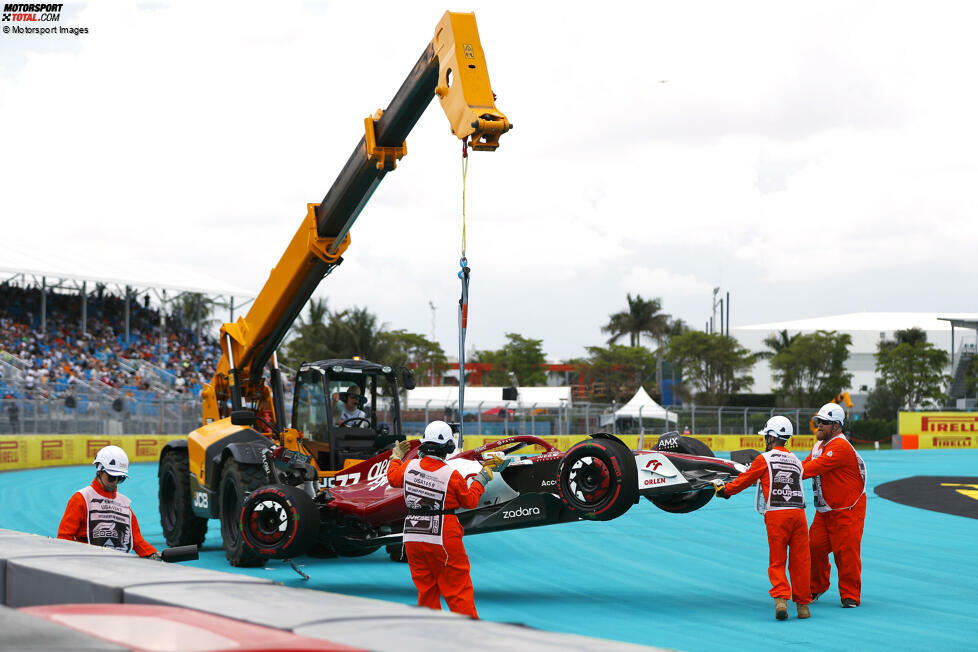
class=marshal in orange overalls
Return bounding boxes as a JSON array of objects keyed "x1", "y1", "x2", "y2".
[
  {"x1": 387, "y1": 455, "x2": 485, "y2": 618},
  {"x1": 722, "y1": 446, "x2": 811, "y2": 606},
  {"x1": 803, "y1": 434, "x2": 867, "y2": 605}
]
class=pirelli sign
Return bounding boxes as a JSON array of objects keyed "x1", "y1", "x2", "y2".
[{"x1": 898, "y1": 412, "x2": 978, "y2": 449}]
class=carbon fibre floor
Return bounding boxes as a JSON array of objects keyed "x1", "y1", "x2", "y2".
[{"x1": 2, "y1": 450, "x2": 976, "y2": 651}]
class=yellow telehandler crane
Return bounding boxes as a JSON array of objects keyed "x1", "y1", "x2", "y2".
[{"x1": 157, "y1": 12, "x2": 510, "y2": 566}]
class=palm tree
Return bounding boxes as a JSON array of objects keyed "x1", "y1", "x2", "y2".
[
  {"x1": 602, "y1": 294, "x2": 670, "y2": 348},
  {"x1": 756, "y1": 329, "x2": 798, "y2": 360},
  {"x1": 602, "y1": 294, "x2": 671, "y2": 397}
]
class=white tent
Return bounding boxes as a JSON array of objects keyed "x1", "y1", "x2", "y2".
[
  {"x1": 405, "y1": 386, "x2": 572, "y2": 410},
  {"x1": 599, "y1": 386, "x2": 678, "y2": 426}
]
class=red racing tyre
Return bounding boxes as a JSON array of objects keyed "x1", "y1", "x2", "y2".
[
  {"x1": 557, "y1": 437, "x2": 638, "y2": 521},
  {"x1": 239, "y1": 484, "x2": 319, "y2": 559}
]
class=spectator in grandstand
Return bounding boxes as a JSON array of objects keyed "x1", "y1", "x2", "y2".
[
  {"x1": 713, "y1": 416, "x2": 811, "y2": 620},
  {"x1": 386, "y1": 421, "x2": 504, "y2": 619},
  {"x1": 335, "y1": 386, "x2": 367, "y2": 426},
  {"x1": 57, "y1": 445, "x2": 159, "y2": 558},
  {"x1": 803, "y1": 403, "x2": 868, "y2": 608}
]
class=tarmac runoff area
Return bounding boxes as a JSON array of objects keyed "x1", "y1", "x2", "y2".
[{"x1": 1, "y1": 450, "x2": 976, "y2": 651}]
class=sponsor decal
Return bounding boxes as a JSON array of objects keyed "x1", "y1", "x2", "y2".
[
  {"x1": 0, "y1": 440, "x2": 20, "y2": 463},
  {"x1": 643, "y1": 477, "x2": 666, "y2": 486},
  {"x1": 136, "y1": 439, "x2": 157, "y2": 457},
  {"x1": 771, "y1": 485, "x2": 804, "y2": 499},
  {"x1": 773, "y1": 470, "x2": 793, "y2": 483},
  {"x1": 502, "y1": 506, "x2": 541, "y2": 519},
  {"x1": 740, "y1": 436, "x2": 764, "y2": 447},
  {"x1": 933, "y1": 436, "x2": 973, "y2": 448},
  {"x1": 193, "y1": 491, "x2": 209, "y2": 509},
  {"x1": 92, "y1": 523, "x2": 116, "y2": 539},
  {"x1": 645, "y1": 459, "x2": 662, "y2": 473},
  {"x1": 876, "y1": 476, "x2": 978, "y2": 519},
  {"x1": 41, "y1": 440, "x2": 63, "y2": 461},
  {"x1": 920, "y1": 415, "x2": 978, "y2": 433},
  {"x1": 86, "y1": 439, "x2": 110, "y2": 459},
  {"x1": 540, "y1": 479, "x2": 556, "y2": 487}
]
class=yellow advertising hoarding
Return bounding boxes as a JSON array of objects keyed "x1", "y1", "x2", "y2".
[
  {"x1": 0, "y1": 435, "x2": 180, "y2": 472},
  {"x1": 897, "y1": 412, "x2": 978, "y2": 449}
]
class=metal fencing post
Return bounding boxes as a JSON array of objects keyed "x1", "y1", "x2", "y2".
[
  {"x1": 531, "y1": 403, "x2": 537, "y2": 436},
  {"x1": 584, "y1": 403, "x2": 590, "y2": 434},
  {"x1": 638, "y1": 405, "x2": 645, "y2": 450},
  {"x1": 743, "y1": 407, "x2": 748, "y2": 435},
  {"x1": 717, "y1": 406, "x2": 723, "y2": 435},
  {"x1": 477, "y1": 401, "x2": 484, "y2": 435},
  {"x1": 424, "y1": 399, "x2": 431, "y2": 425},
  {"x1": 691, "y1": 405, "x2": 696, "y2": 435}
]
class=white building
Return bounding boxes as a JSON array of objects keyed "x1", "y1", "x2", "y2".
[{"x1": 733, "y1": 312, "x2": 978, "y2": 406}]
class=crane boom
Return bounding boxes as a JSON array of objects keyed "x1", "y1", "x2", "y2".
[{"x1": 201, "y1": 11, "x2": 510, "y2": 425}]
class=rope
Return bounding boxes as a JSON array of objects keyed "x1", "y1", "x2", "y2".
[{"x1": 457, "y1": 140, "x2": 470, "y2": 449}]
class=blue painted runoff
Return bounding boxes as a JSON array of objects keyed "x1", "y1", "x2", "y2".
[{"x1": 1, "y1": 450, "x2": 976, "y2": 651}]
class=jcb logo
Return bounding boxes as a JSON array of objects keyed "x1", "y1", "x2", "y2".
[{"x1": 193, "y1": 492, "x2": 209, "y2": 509}]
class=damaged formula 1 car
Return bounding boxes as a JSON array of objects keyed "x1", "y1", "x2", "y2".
[{"x1": 234, "y1": 430, "x2": 750, "y2": 563}]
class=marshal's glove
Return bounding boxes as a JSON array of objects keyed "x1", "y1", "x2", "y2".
[
  {"x1": 482, "y1": 457, "x2": 510, "y2": 473},
  {"x1": 147, "y1": 552, "x2": 163, "y2": 561},
  {"x1": 391, "y1": 440, "x2": 411, "y2": 461},
  {"x1": 712, "y1": 480, "x2": 730, "y2": 499},
  {"x1": 474, "y1": 466, "x2": 493, "y2": 487}
]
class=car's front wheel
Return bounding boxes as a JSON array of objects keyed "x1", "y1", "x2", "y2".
[{"x1": 557, "y1": 437, "x2": 638, "y2": 521}]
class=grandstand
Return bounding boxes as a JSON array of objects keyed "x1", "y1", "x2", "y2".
[{"x1": 0, "y1": 260, "x2": 253, "y2": 435}]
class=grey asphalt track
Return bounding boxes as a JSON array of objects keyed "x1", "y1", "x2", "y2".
[{"x1": 2, "y1": 450, "x2": 976, "y2": 651}]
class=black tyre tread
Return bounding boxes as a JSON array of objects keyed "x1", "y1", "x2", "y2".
[
  {"x1": 220, "y1": 460, "x2": 267, "y2": 567},
  {"x1": 240, "y1": 484, "x2": 319, "y2": 560},
  {"x1": 558, "y1": 437, "x2": 638, "y2": 521},
  {"x1": 649, "y1": 435, "x2": 716, "y2": 513},
  {"x1": 158, "y1": 449, "x2": 208, "y2": 547}
]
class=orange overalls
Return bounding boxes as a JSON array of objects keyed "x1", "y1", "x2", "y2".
[
  {"x1": 803, "y1": 434, "x2": 867, "y2": 604},
  {"x1": 387, "y1": 455, "x2": 485, "y2": 618},
  {"x1": 57, "y1": 479, "x2": 158, "y2": 557},
  {"x1": 723, "y1": 446, "x2": 811, "y2": 604}
]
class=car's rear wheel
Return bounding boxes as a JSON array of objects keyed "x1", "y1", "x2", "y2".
[
  {"x1": 239, "y1": 484, "x2": 319, "y2": 559},
  {"x1": 647, "y1": 435, "x2": 716, "y2": 513},
  {"x1": 557, "y1": 437, "x2": 638, "y2": 521}
]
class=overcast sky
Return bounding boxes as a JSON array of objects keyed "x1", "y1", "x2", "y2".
[{"x1": 2, "y1": 1, "x2": 976, "y2": 360}]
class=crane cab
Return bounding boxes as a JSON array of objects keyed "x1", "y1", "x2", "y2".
[{"x1": 292, "y1": 358, "x2": 414, "y2": 473}]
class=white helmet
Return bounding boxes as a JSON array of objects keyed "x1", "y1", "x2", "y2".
[
  {"x1": 93, "y1": 445, "x2": 129, "y2": 478},
  {"x1": 758, "y1": 415, "x2": 793, "y2": 440},
  {"x1": 422, "y1": 421, "x2": 454, "y2": 445},
  {"x1": 814, "y1": 402, "x2": 846, "y2": 425}
]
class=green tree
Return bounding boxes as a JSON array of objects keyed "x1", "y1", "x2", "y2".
[
  {"x1": 875, "y1": 336, "x2": 949, "y2": 410},
  {"x1": 602, "y1": 294, "x2": 670, "y2": 348},
  {"x1": 172, "y1": 292, "x2": 217, "y2": 344},
  {"x1": 665, "y1": 331, "x2": 754, "y2": 404},
  {"x1": 472, "y1": 333, "x2": 547, "y2": 386},
  {"x1": 571, "y1": 344, "x2": 656, "y2": 403},
  {"x1": 966, "y1": 355, "x2": 978, "y2": 396},
  {"x1": 755, "y1": 329, "x2": 799, "y2": 360},
  {"x1": 284, "y1": 300, "x2": 391, "y2": 365},
  {"x1": 769, "y1": 330, "x2": 853, "y2": 406},
  {"x1": 864, "y1": 383, "x2": 901, "y2": 421},
  {"x1": 381, "y1": 329, "x2": 447, "y2": 385}
]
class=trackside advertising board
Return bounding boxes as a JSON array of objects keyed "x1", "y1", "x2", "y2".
[
  {"x1": 0, "y1": 435, "x2": 176, "y2": 471},
  {"x1": 898, "y1": 412, "x2": 978, "y2": 449}
]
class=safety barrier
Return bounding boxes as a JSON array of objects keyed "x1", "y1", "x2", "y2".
[
  {"x1": 0, "y1": 528, "x2": 653, "y2": 651},
  {"x1": 0, "y1": 435, "x2": 176, "y2": 472},
  {"x1": 896, "y1": 412, "x2": 978, "y2": 449}
]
